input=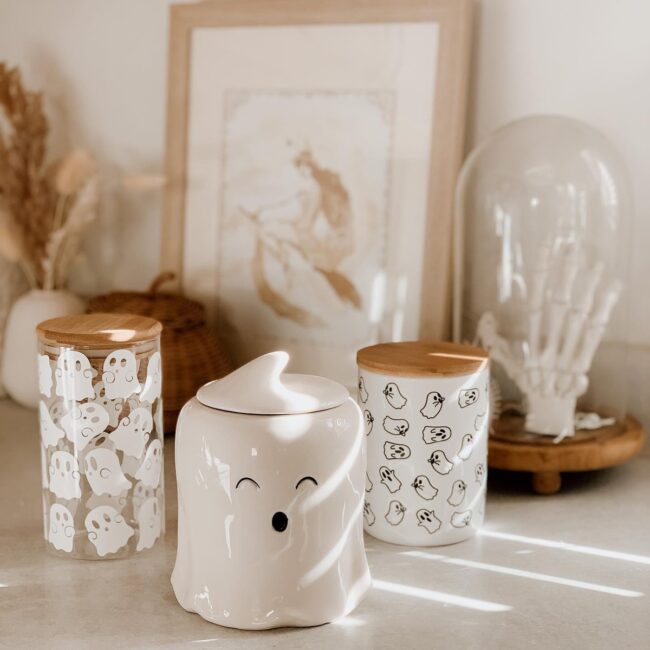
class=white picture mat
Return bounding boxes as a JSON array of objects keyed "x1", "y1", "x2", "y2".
[{"x1": 183, "y1": 22, "x2": 439, "y2": 384}]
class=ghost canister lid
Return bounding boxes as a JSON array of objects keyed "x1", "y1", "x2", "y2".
[{"x1": 357, "y1": 341, "x2": 488, "y2": 378}]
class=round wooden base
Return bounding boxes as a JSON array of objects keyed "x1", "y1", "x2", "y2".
[{"x1": 488, "y1": 415, "x2": 646, "y2": 494}]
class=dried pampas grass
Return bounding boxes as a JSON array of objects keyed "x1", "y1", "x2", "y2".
[{"x1": 0, "y1": 62, "x2": 98, "y2": 290}]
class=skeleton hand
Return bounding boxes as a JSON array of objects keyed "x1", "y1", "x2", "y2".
[{"x1": 477, "y1": 241, "x2": 620, "y2": 436}]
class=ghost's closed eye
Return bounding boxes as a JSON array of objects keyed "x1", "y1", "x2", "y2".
[
  {"x1": 235, "y1": 477, "x2": 260, "y2": 489},
  {"x1": 295, "y1": 476, "x2": 318, "y2": 489}
]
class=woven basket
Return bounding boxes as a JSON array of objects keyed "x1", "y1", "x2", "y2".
[{"x1": 88, "y1": 273, "x2": 233, "y2": 433}]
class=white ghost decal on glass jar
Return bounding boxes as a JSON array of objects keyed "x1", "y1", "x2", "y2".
[
  {"x1": 112, "y1": 407, "x2": 153, "y2": 458},
  {"x1": 39, "y1": 400, "x2": 65, "y2": 448},
  {"x1": 48, "y1": 450, "x2": 81, "y2": 500},
  {"x1": 171, "y1": 352, "x2": 370, "y2": 629},
  {"x1": 102, "y1": 349, "x2": 140, "y2": 400},
  {"x1": 136, "y1": 497, "x2": 162, "y2": 551},
  {"x1": 133, "y1": 481, "x2": 156, "y2": 518},
  {"x1": 38, "y1": 354, "x2": 53, "y2": 397},
  {"x1": 135, "y1": 439, "x2": 162, "y2": 488},
  {"x1": 85, "y1": 505, "x2": 134, "y2": 557},
  {"x1": 85, "y1": 448, "x2": 132, "y2": 496},
  {"x1": 48, "y1": 503, "x2": 75, "y2": 552},
  {"x1": 140, "y1": 351, "x2": 162, "y2": 403},
  {"x1": 93, "y1": 381, "x2": 123, "y2": 429},
  {"x1": 55, "y1": 350, "x2": 95, "y2": 401},
  {"x1": 61, "y1": 402, "x2": 109, "y2": 451}
]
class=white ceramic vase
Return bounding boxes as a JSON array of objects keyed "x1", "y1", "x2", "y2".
[{"x1": 1, "y1": 289, "x2": 85, "y2": 408}]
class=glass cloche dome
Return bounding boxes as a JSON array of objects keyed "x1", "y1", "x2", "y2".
[{"x1": 454, "y1": 115, "x2": 631, "y2": 439}]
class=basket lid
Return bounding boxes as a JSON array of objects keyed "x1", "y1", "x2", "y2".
[
  {"x1": 196, "y1": 351, "x2": 349, "y2": 415},
  {"x1": 357, "y1": 341, "x2": 488, "y2": 377},
  {"x1": 37, "y1": 313, "x2": 162, "y2": 346}
]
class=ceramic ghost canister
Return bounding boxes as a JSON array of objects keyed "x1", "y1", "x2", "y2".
[
  {"x1": 357, "y1": 341, "x2": 489, "y2": 546},
  {"x1": 171, "y1": 351, "x2": 371, "y2": 630}
]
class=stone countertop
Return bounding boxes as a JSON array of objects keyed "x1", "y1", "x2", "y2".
[{"x1": 1, "y1": 399, "x2": 648, "y2": 649}]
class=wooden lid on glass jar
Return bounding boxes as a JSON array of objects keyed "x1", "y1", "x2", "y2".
[
  {"x1": 357, "y1": 341, "x2": 488, "y2": 377},
  {"x1": 36, "y1": 313, "x2": 162, "y2": 347}
]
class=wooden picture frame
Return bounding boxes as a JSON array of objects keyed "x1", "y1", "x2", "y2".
[{"x1": 162, "y1": 0, "x2": 472, "y2": 383}]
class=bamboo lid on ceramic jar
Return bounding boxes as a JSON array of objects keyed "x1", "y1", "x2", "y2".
[
  {"x1": 37, "y1": 313, "x2": 162, "y2": 347},
  {"x1": 357, "y1": 341, "x2": 488, "y2": 377}
]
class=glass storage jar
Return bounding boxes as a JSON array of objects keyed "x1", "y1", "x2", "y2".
[{"x1": 36, "y1": 313, "x2": 164, "y2": 559}]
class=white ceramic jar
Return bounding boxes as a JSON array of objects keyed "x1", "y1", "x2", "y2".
[
  {"x1": 171, "y1": 351, "x2": 371, "y2": 630},
  {"x1": 357, "y1": 342, "x2": 489, "y2": 546}
]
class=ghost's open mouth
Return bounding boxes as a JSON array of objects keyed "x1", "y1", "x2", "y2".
[{"x1": 272, "y1": 511, "x2": 288, "y2": 532}]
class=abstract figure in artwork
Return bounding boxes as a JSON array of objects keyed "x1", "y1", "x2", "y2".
[
  {"x1": 240, "y1": 147, "x2": 361, "y2": 327},
  {"x1": 477, "y1": 240, "x2": 621, "y2": 438}
]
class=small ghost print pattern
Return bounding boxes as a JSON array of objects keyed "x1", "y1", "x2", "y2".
[
  {"x1": 364, "y1": 501, "x2": 376, "y2": 526},
  {"x1": 411, "y1": 475, "x2": 438, "y2": 500},
  {"x1": 140, "y1": 351, "x2": 162, "y2": 404},
  {"x1": 55, "y1": 350, "x2": 95, "y2": 401},
  {"x1": 416, "y1": 508, "x2": 442, "y2": 534},
  {"x1": 85, "y1": 448, "x2": 133, "y2": 496},
  {"x1": 458, "y1": 388, "x2": 479, "y2": 408},
  {"x1": 379, "y1": 465, "x2": 402, "y2": 493},
  {"x1": 39, "y1": 401, "x2": 65, "y2": 448},
  {"x1": 422, "y1": 425, "x2": 452, "y2": 444},
  {"x1": 102, "y1": 349, "x2": 141, "y2": 400},
  {"x1": 48, "y1": 503, "x2": 75, "y2": 552},
  {"x1": 93, "y1": 381, "x2": 124, "y2": 429},
  {"x1": 383, "y1": 441, "x2": 411, "y2": 460},
  {"x1": 135, "y1": 440, "x2": 163, "y2": 488},
  {"x1": 358, "y1": 376, "x2": 369, "y2": 403},
  {"x1": 427, "y1": 449, "x2": 453, "y2": 475},
  {"x1": 111, "y1": 407, "x2": 153, "y2": 459},
  {"x1": 38, "y1": 354, "x2": 53, "y2": 397},
  {"x1": 451, "y1": 510, "x2": 472, "y2": 528},
  {"x1": 136, "y1": 497, "x2": 162, "y2": 551},
  {"x1": 48, "y1": 450, "x2": 81, "y2": 500},
  {"x1": 133, "y1": 481, "x2": 156, "y2": 518},
  {"x1": 383, "y1": 382, "x2": 407, "y2": 409},
  {"x1": 364, "y1": 410, "x2": 374, "y2": 435},
  {"x1": 420, "y1": 391, "x2": 445, "y2": 419},
  {"x1": 85, "y1": 505, "x2": 134, "y2": 557},
  {"x1": 382, "y1": 416, "x2": 409, "y2": 436},
  {"x1": 474, "y1": 412, "x2": 486, "y2": 432},
  {"x1": 475, "y1": 463, "x2": 486, "y2": 484},
  {"x1": 385, "y1": 500, "x2": 406, "y2": 526},
  {"x1": 61, "y1": 402, "x2": 110, "y2": 452},
  {"x1": 457, "y1": 434, "x2": 474, "y2": 461},
  {"x1": 365, "y1": 473, "x2": 373, "y2": 493},
  {"x1": 446, "y1": 480, "x2": 467, "y2": 507}
]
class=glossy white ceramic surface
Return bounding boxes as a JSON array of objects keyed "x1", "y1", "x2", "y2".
[
  {"x1": 172, "y1": 353, "x2": 370, "y2": 630},
  {"x1": 360, "y1": 365, "x2": 489, "y2": 546},
  {"x1": 196, "y1": 351, "x2": 348, "y2": 415}
]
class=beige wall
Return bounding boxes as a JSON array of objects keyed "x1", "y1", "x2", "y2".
[{"x1": 1, "y1": 0, "x2": 649, "y2": 423}]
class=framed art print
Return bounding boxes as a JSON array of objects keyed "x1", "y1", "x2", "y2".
[{"x1": 162, "y1": 0, "x2": 473, "y2": 385}]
